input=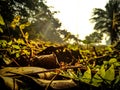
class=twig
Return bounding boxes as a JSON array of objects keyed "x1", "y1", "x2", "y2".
[
  {"x1": 45, "y1": 71, "x2": 60, "y2": 90},
  {"x1": 17, "y1": 65, "x2": 97, "y2": 75},
  {"x1": 11, "y1": 58, "x2": 21, "y2": 67}
]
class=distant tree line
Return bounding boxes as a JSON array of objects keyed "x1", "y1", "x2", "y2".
[{"x1": 0, "y1": 0, "x2": 80, "y2": 43}]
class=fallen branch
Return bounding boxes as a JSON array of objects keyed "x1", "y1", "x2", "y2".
[{"x1": 1, "y1": 71, "x2": 77, "y2": 89}]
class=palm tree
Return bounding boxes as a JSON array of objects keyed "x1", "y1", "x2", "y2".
[{"x1": 90, "y1": 0, "x2": 120, "y2": 44}]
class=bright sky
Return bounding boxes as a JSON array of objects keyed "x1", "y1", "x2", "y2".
[{"x1": 47, "y1": 0, "x2": 109, "y2": 40}]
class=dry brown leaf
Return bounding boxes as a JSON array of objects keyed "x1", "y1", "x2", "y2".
[
  {"x1": 0, "y1": 67, "x2": 46, "y2": 76},
  {"x1": 0, "y1": 75, "x2": 18, "y2": 90},
  {"x1": 37, "y1": 79, "x2": 77, "y2": 89},
  {"x1": 0, "y1": 67, "x2": 56, "y2": 79},
  {"x1": 31, "y1": 53, "x2": 60, "y2": 69}
]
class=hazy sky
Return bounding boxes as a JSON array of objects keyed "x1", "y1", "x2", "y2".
[{"x1": 47, "y1": 0, "x2": 109, "y2": 40}]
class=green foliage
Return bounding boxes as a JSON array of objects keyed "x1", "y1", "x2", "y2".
[
  {"x1": 84, "y1": 31, "x2": 103, "y2": 44},
  {"x1": 109, "y1": 58, "x2": 117, "y2": 65},
  {"x1": 0, "y1": 34, "x2": 120, "y2": 89},
  {"x1": 0, "y1": 16, "x2": 32, "y2": 65},
  {"x1": 59, "y1": 59, "x2": 119, "y2": 89},
  {"x1": 67, "y1": 44, "x2": 79, "y2": 50},
  {"x1": 0, "y1": 39, "x2": 29, "y2": 63},
  {"x1": 91, "y1": 65, "x2": 105, "y2": 87},
  {"x1": 104, "y1": 64, "x2": 115, "y2": 85},
  {"x1": 0, "y1": 0, "x2": 66, "y2": 43},
  {"x1": 81, "y1": 66, "x2": 91, "y2": 83},
  {"x1": 91, "y1": 0, "x2": 120, "y2": 44},
  {"x1": 58, "y1": 44, "x2": 120, "y2": 89},
  {"x1": 114, "y1": 74, "x2": 120, "y2": 85},
  {"x1": 58, "y1": 30, "x2": 81, "y2": 43},
  {"x1": 0, "y1": 2, "x2": 120, "y2": 88}
]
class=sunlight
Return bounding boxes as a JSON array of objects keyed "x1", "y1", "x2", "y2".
[{"x1": 47, "y1": 0, "x2": 109, "y2": 40}]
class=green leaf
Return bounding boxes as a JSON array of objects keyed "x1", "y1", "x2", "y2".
[
  {"x1": 81, "y1": 66, "x2": 91, "y2": 83},
  {"x1": 22, "y1": 50, "x2": 30, "y2": 55},
  {"x1": 8, "y1": 40, "x2": 12, "y2": 46},
  {"x1": 2, "y1": 43, "x2": 7, "y2": 47},
  {"x1": 0, "y1": 28, "x2": 3, "y2": 33},
  {"x1": 114, "y1": 75, "x2": 120, "y2": 85},
  {"x1": 109, "y1": 58, "x2": 117, "y2": 65},
  {"x1": 0, "y1": 40, "x2": 7, "y2": 48},
  {"x1": 67, "y1": 44, "x2": 78, "y2": 50},
  {"x1": 10, "y1": 50, "x2": 16, "y2": 54},
  {"x1": 3, "y1": 57, "x2": 12, "y2": 65},
  {"x1": 114, "y1": 62, "x2": 120, "y2": 67},
  {"x1": 12, "y1": 45, "x2": 20, "y2": 49},
  {"x1": 0, "y1": 40, "x2": 7, "y2": 44},
  {"x1": 104, "y1": 64, "x2": 115, "y2": 84},
  {"x1": 17, "y1": 39, "x2": 25, "y2": 44},
  {"x1": 16, "y1": 53, "x2": 20, "y2": 58},
  {"x1": 103, "y1": 61, "x2": 109, "y2": 65},
  {"x1": 105, "y1": 46, "x2": 113, "y2": 52},
  {"x1": 0, "y1": 15, "x2": 5, "y2": 25},
  {"x1": 91, "y1": 65, "x2": 105, "y2": 87}
]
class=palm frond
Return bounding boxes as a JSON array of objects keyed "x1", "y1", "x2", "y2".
[{"x1": 90, "y1": 0, "x2": 120, "y2": 44}]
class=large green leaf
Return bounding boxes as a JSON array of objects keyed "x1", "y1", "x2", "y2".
[
  {"x1": 104, "y1": 64, "x2": 115, "y2": 84},
  {"x1": 91, "y1": 65, "x2": 105, "y2": 87},
  {"x1": 81, "y1": 66, "x2": 91, "y2": 83}
]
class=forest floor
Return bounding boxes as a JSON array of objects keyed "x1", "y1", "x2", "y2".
[{"x1": 0, "y1": 39, "x2": 120, "y2": 90}]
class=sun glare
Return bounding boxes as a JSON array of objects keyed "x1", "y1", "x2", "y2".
[{"x1": 47, "y1": 0, "x2": 109, "y2": 40}]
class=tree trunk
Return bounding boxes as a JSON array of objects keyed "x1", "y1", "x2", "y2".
[{"x1": 110, "y1": 26, "x2": 118, "y2": 44}]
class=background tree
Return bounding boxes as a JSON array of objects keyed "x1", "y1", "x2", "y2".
[
  {"x1": 90, "y1": 0, "x2": 120, "y2": 44},
  {"x1": 83, "y1": 31, "x2": 103, "y2": 44},
  {"x1": 0, "y1": 0, "x2": 64, "y2": 43},
  {"x1": 58, "y1": 29, "x2": 81, "y2": 43}
]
